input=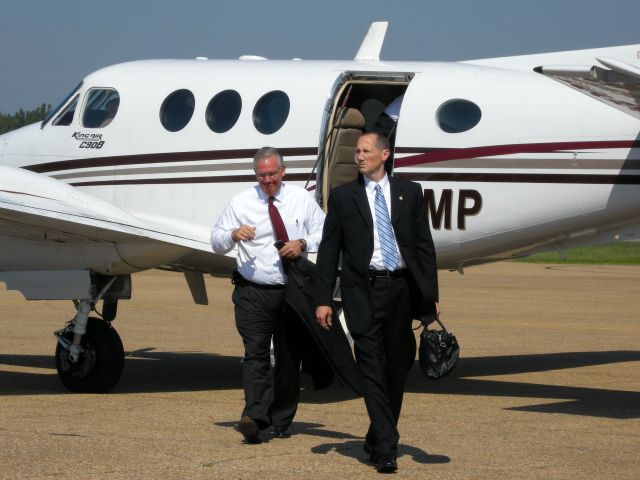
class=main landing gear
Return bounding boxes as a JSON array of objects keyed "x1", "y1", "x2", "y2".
[{"x1": 53, "y1": 275, "x2": 131, "y2": 393}]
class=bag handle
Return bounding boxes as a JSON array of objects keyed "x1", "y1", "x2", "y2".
[{"x1": 419, "y1": 314, "x2": 448, "y2": 333}]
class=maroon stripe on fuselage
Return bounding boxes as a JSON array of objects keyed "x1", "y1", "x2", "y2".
[
  {"x1": 69, "y1": 171, "x2": 640, "y2": 187},
  {"x1": 23, "y1": 140, "x2": 640, "y2": 182},
  {"x1": 394, "y1": 140, "x2": 640, "y2": 168},
  {"x1": 25, "y1": 140, "x2": 640, "y2": 175},
  {"x1": 396, "y1": 172, "x2": 640, "y2": 184},
  {"x1": 25, "y1": 147, "x2": 319, "y2": 174},
  {"x1": 70, "y1": 172, "x2": 315, "y2": 187}
]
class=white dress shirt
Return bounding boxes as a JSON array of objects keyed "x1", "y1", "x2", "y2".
[
  {"x1": 364, "y1": 174, "x2": 406, "y2": 270},
  {"x1": 383, "y1": 95, "x2": 403, "y2": 122},
  {"x1": 211, "y1": 183, "x2": 325, "y2": 285}
]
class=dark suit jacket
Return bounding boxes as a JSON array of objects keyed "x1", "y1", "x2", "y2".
[
  {"x1": 284, "y1": 256, "x2": 363, "y2": 396},
  {"x1": 316, "y1": 174, "x2": 438, "y2": 335}
]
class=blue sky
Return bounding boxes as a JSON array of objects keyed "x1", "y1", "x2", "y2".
[{"x1": 1, "y1": 0, "x2": 639, "y2": 114}]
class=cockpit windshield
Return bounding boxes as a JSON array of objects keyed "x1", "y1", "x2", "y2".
[{"x1": 41, "y1": 81, "x2": 83, "y2": 128}]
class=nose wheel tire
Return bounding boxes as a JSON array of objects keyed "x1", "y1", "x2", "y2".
[{"x1": 55, "y1": 317, "x2": 125, "y2": 393}]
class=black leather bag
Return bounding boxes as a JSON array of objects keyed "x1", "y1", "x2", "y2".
[{"x1": 418, "y1": 316, "x2": 460, "y2": 380}]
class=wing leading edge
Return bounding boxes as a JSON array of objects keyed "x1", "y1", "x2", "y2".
[
  {"x1": 0, "y1": 165, "x2": 233, "y2": 276},
  {"x1": 535, "y1": 58, "x2": 640, "y2": 120}
]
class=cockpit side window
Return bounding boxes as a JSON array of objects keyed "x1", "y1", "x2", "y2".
[
  {"x1": 52, "y1": 94, "x2": 79, "y2": 126},
  {"x1": 82, "y1": 88, "x2": 120, "y2": 128},
  {"x1": 42, "y1": 81, "x2": 83, "y2": 127}
]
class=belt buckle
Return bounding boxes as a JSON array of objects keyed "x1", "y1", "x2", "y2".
[{"x1": 369, "y1": 269, "x2": 391, "y2": 279}]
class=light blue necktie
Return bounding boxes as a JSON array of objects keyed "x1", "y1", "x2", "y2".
[{"x1": 374, "y1": 184, "x2": 400, "y2": 270}]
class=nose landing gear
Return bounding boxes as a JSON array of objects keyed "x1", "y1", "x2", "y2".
[
  {"x1": 53, "y1": 274, "x2": 130, "y2": 393},
  {"x1": 55, "y1": 316, "x2": 124, "y2": 393}
]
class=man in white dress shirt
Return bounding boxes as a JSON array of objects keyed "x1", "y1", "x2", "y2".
[{"x1": 211, "y1": 147, "x2": 325, "y2": 443}]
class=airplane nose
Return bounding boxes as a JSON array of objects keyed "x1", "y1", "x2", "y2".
[{"x1": 0, "y1": 134, "x2": 7, "y2": 163}]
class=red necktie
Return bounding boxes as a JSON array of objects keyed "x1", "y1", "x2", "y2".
[{"x1": 268, "y1": 197, "x2": 289, "y2": 242}]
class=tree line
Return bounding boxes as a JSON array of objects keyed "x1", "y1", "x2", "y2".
[{"x1": 0, "y1": 104, "x2": 51, "y2": 135}]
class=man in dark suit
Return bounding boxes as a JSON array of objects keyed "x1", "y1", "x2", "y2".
[{"x1": 315, "y1": 131, "x2": 439, "y2": 474}]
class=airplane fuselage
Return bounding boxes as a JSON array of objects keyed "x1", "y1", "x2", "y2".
[{"x1": 1, "y1": 56, "x2": 639, "y2": 272}]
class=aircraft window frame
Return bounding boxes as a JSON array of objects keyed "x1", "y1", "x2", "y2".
[
  {"x1": 436, "y1": 99, "x2": 482, "y2": 134},
  {"x1": 160, "y1": 89, "x2": 196, "y2": 132},
  {"x1": 42, "y1": 81, "x2": 83, "y2": 127},
  {"x1": 206, "y1": 89, "x2": 242, "y2": 133},
  {"x1": 253, "y1": 90, "x2": 290, "y2": 135},
  {"x1": 81, "y1": 88, "x2": 121, "y2": 128},
  {"x1": 51, "y1": 94, "x2": 79, "y2": 127}
]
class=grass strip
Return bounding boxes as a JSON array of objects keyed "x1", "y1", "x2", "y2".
[{"x1": 514, "y1": 242, "x2": 640, "y2": 265}]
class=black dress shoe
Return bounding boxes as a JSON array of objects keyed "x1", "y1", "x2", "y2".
[
  {"x1": 238, "y1": 415, "x2": 261, "y2": 444},
  {"x1": 273, "y1": 424, "x2": 292, "y2": 438},
  {"x1": 376, "y1": 454, "x2": 397, "y2": 474}
]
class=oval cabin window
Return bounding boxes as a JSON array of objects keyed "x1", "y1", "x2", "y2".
[
  {"x1": 206, "y1": 90, "x2": 242, "y2": 133},
  {"x1": 436, "y1": 99, "x2": 482, "y2": 133},
  {"x1": 160, "y1": 89, "x2": 195, "y2": 132},
  {"x1": 253, "y1": 90, "x2": 290, "y2": 135}
]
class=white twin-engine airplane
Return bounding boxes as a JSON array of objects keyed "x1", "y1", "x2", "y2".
[{"x1": 1, "y1": 22, "x2": 639, "y2": 393}]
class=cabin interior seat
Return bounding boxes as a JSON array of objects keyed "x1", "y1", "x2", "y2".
[{"x1": 327, "y1": 107, "x2": 366, "y2": 190}]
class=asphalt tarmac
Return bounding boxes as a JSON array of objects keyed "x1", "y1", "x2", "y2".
[{"x1": 1, "y1": 262, "x2": 639, "y2": 479}]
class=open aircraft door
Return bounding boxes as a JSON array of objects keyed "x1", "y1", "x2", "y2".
[{"x1": 314, "y1": 71, "x2": 414, "y2": 211}]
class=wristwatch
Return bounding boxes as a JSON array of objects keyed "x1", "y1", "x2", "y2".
[{"x1": 298, "y1": 238, "x2": 307, "y2": 252}]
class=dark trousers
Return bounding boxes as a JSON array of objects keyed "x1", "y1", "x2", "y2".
[
  {"x1": 352, "y1": 275, "x2": 416, "y2": 457},
  {"x1": 232, "y1": 283, "x2": 301, "y2": 429}
]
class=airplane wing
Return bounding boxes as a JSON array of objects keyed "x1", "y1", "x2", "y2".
[
  {"x1": 464, "y1": 43, "x2": 640, "y2": 120},
  {"x1": 534, "y1": 58, "x2": 640, "y2": 120},
  {"x1": 0, "y1": 164, "x2": 235, "y2": 276}
]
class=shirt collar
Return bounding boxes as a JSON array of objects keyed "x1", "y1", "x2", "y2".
[
  {"x1": 257, "y1": 183, "x2": 286, "y2": 203},
  {"x1": 364, "y1": 173, "x2": 389, "y2": 193}
]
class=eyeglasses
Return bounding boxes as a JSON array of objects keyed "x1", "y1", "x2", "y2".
[{"x1": 256, "y1": 169, "x2": 282, "y2": 180}]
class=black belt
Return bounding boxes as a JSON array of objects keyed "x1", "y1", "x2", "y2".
[
  {"x1": 232, "y1": 269, "x2": 286, "y2": 290},
  {"x1": 368, "y1": 268, "x2": 407, "y2": 278}
]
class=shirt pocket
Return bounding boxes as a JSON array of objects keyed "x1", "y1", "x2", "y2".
[{"x1": 284, "y1": 219, "x2": 304, "y2": 239}]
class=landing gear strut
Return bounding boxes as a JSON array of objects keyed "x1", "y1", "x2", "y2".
[
  {"x1": 53, "y1": 274, "x2": 131, "y2": 393},
  {"x1": 55, "y1": 315, "x2": 124, "y2": 393}
]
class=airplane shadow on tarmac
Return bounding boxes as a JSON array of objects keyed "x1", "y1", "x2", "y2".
[
  {"x1": 405, "y1": 350, "x2": 640, "y2": 419},
  {"x1": 1, "y1": 349, "x2": 639, "y2": 419}
]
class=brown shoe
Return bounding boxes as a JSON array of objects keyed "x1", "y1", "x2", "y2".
[{"x1": 238, "y1": 416, "x2": 261, "y2": 444}]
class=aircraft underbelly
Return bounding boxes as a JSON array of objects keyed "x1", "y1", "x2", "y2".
[{"x1": 0, "y1": 232, "x2": 187, "y2": 276}]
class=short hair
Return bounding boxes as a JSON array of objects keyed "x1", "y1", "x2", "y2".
[
  {"x1": 253, "y1": 146, "x2": 284, "y2": 170},
  {"x1": 360, "y1": 131, "x2": 390, "y2": 151}
]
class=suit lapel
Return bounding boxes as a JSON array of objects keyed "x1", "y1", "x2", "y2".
[{"x1": 351, "y1": 180, "x2": 373, "y2": 231}]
